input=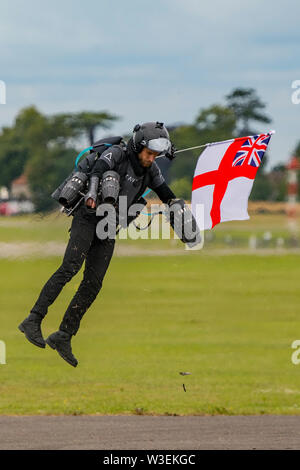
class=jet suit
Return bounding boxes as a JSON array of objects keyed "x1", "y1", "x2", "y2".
[{"x1": 29, "y1": 138, "x2": 176, "y2": 336}]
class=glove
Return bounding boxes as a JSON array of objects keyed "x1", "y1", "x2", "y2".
[
  {"x1": 166, "y1": 198, "x2": 201, "y2": 248},
  {"x1": 165, "y1": 143, "x2": 176, "y2": 160}
]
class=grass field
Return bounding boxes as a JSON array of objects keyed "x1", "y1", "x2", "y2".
[
  {"x1": 0, "y1": 209, "x2": 299, "y2": 254},
  {"x1": 1, "y1": 248, "x2": 300, "y2": 415}
]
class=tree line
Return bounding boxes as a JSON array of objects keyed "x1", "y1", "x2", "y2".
[{"x1": 0, "y1": 88, "x2": 293, "y2": 212}]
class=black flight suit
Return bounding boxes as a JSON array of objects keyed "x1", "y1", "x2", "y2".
[{"x1": 30, "y1": 142, "x2": 175, "y2": 336}]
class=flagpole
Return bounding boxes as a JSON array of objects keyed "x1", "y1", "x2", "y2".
[{"x1": 169, "y1": 129, "x2": 276, "y2": 156}]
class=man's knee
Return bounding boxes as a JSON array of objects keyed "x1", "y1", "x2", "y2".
[{"x1": 57, "y1": 260, "x2": 83, "y2": 281}]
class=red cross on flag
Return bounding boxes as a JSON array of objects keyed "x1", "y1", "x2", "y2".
[{"x1": 191, "y1": 132, "x2": 274, "y2": 230}]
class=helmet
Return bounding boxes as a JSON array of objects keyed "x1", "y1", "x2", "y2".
[{"x1": 132, "y1": 121, "x2": 171, "y2": 154}]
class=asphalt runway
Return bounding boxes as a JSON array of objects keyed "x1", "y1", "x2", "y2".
[{"x1": 0, "y1": 415, "x2": 299, "y2": 450}]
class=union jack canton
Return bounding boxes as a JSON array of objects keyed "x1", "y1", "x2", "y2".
[{"x1": 232, "y1": 134, "x2": 271, "y2": 168}]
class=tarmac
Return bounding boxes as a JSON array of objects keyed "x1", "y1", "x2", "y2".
[{"x1": 0, "y1": 415, "x2": 299, "y2": 450}]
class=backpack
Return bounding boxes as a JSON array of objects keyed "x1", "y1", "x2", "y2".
[{"x1": 51, "y1": 136, "x2": 125, "y2": 204}]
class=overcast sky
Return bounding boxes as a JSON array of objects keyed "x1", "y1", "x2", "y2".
[{"x1": 0, "y1": 0, "x2": 299, "y2": 167}]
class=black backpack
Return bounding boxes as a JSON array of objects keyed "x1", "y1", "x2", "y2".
[{"x1": 51, "y1": 136, "x2": 125, "y2": 204}]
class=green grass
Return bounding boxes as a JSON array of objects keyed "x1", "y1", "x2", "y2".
[
  {"x1": 0, "y1": 212, "x2": 291, "y2": 249},
  {"x1": 0, "y1": 211, "x2": 297, "y2": 252},
  {"x1": 0, "y1": 212, "x2": 69, "y2": 242},
  {"x1": 1, "y1": 254, "x2": 300, "y2": 415}
]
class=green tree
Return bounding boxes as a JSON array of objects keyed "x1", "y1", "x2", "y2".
[
  {"x1": 268, "y1": 164, "x2": 287, "y2": 202},
  {"x1": 226, "y1": 88, "x2": 271, "y2": 135},
  {"x1": 170, "y1": 177, "x2": 192, "y2": 201},
  {"x1": 0, "y1": 106, "x2": 47, "y2": 190},
  {"x1": 195, "y1": 104, "x2": 236, "y2": 141},
  {"x1": 0, "y1": 106, "x2": 121, "y2": 211},
  {"x1": 249, "y1": 156, "x2": 273, "y2": 201},
  {"x1": 0, "y1": 127, "x2": 29, "y2": 189},
  {"x1": 169, "y1": 124, "x2": 202, "y2": 183},
  {"x1": 61, "y1": 111, "x2": 119, "y2": 145},
  {"x1": 14, "y1": 106, "x2": 49, "y2": 147},
  {"x1": 169, "y1": 105, "x2": 236, "y2": 184},
  {"x1": 249, "y1": 175, "x2": 273, "y2": 201},
  {"x1": 293, "y1": 141, "x2": 300, "y2": 158},
  {"x1": 26, "y1": 146, "x2": 76, "y2": 212}
]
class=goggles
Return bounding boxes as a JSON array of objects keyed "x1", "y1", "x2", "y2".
[{"x1": 142, "y1": 137, "x2": 171, "y2": 154}]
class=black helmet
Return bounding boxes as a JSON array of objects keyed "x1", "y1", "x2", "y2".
[{"x1": 132, "y1": 121, "x2": 171, "y2": 154}]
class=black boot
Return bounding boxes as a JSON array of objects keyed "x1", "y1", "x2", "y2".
[
  {"x1": 18, "y1": 313, "x2": 46, "y2": 349},
  {"x1": 45, "y1": 330, "x2": 78, "y2": 367}
]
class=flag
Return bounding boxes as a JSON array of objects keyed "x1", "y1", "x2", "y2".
[{"x1": 191, "y1": 132, "x2": 273, "y2": 230}]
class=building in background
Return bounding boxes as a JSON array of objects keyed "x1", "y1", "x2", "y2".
[
  {"x1": 0, "y1": 174, "x2": 34, "y2": 215},
  {"x1": 10, "y1": 174, "x2": 32, "y2": 200}
]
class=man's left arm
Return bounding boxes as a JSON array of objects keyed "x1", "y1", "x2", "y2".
[
  {"x1": 153, "y1": 181, "x2": 176, "y2": 203},
  {"x1": 149, "y1": 162, "x2": 201, "y2": 248},
  {"x1": 148, "y1": 162, "x2": 176, "y2": 203}
]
